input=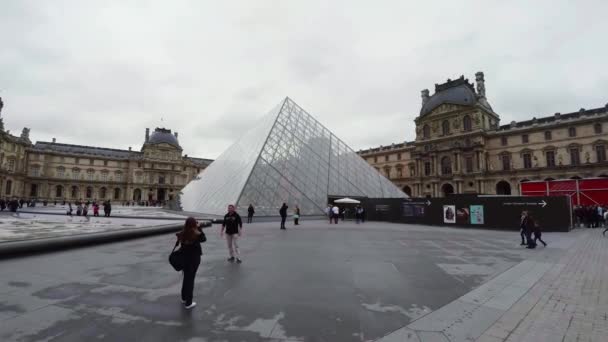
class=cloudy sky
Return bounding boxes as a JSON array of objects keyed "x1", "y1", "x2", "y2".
[{"x1": 1, "y1": 0, "x2": 607, "y2": 159}]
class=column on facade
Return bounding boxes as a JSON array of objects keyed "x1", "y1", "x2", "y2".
[{"x1": 454, "y1": 152, "x2": 459, "y2": 173}]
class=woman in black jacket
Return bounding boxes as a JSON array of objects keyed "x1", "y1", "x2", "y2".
[{"x1": 176, "y1": 217, "x2": 206, "y2": 309}]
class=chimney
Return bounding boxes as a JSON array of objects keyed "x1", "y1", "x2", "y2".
[
  {"x1": 52, "y1": 138, "x2": 56, "y2": 143},
  {"x1": 145, "y1": 128, "x2": 150, "y2": 142},
  {"x1": 475, "y1": 71, "x2": 486, "y2": 97},
  {"x1": 174, "y1": 132, "x2": 178, "y2": 138},
  {"x1": 554, "y1": 112, "x2": 561, "y2": 121},
  {"x1": 421, "y1": 89, "x2": 430, "y2": 106}
]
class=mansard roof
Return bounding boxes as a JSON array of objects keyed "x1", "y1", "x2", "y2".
[
  {"x1": 420, "y1": 76, "x2": 493, "y2": 116},
  {"x1": 497, "y1": 104, "x2": 608, "y2": 132},
  {"x1": 32, "y1": 142, "x2": 139, "y2": 159}
]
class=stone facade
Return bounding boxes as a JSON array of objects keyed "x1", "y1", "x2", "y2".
[
  {"x1": 0, "y1": 105, "x2": 212, "y2": 202},
  {"x1": 358, "y1": 73, "x2": 608, "y2": 197}
]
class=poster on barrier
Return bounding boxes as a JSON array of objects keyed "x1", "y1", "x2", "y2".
[
  {"x1": 456, "y1": 207, "x2": 470, "y2": 224},
  {"x1": 470, "y1": 205, "x2": 484, "y2": 224},
  {"x1": 443, "y1": 205, "x2": 456, "y2": 223}
]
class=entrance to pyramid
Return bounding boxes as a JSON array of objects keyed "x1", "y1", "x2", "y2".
[{"x1": 179, "y1": 97, "x2": 408, "y2": 217}]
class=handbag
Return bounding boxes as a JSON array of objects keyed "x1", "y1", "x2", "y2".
[{"x1": 168, "y1": 242, "x2": 184, "y2": 272}]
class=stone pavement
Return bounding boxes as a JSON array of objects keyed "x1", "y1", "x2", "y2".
[
  {"x1": 376, "y1": 228, "x2": 608, "y2": 342},
  {"x1": 475, "y1": 229, "x2": 608, "y2": 342},
  {"x1": 0, "y1": 220, "x2": 545, "y2": 342}
]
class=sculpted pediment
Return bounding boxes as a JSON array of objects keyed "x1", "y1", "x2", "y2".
[{"x1": 424, "y1": 103, "x2": 470, "y2": 119}]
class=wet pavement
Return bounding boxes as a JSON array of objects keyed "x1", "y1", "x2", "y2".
[{"x1": 0, "y1": 220, "x2": 561, "y2": 341}]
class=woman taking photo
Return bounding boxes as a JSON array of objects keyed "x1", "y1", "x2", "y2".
[{"x1": 175, "y1": 217, "x2": 207, "y2": 309}]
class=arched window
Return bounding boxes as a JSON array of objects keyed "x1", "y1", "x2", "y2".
[
  {"x1": 114, "y1": 188, "x2": 121, "y2": 200},
  {"x1": 55, "y1": 185, "x2": 63, "y2": 198},
  {"x1": 423, "y1": 124, "x2": 430, "y2": 139},
  {"x1": 442, "y1": 120, "x2": 450, "y2": 135},
  {"x1": 86, "y1": 186, "x2": 93, "y2": 198},
  {"x1": 100, "y1": 187, "x2": 107, "y2": 199},
  {"x1": 594, "y1": 123, "x2": 603, "y2": 134},
  {"x1": 496, "y1": 181, "x2": 512, "y2": 195},
  {"x1": 463, "y1": 115, "x2": 472, "y2": 131},
  {"x1": 441, "y1": 156, "x2": 452, "y2": 175},
  {"x1": 441, "y1": 183, "x2": 454, "y2": 197},
  {"x1": 71, "y1": 186, "x2": 78, "y2": 198},
  {"x1": 133, "y1": 188, "x2": 142, "y2": 201},
  {"x1": 5, "y1": 180, "x2": 12, "y2": 195}
]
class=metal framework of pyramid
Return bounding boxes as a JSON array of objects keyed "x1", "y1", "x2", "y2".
[{"x1": 179, "y1": 97, "x2": 407, "y2": 216}]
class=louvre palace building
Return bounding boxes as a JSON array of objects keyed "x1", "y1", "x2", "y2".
[
  {"x1": 0, "y1": 100, "x2": 212, "y2": 203},
  {"x1": 358, "y1": 72, "x2": 608, "y2": 197}
]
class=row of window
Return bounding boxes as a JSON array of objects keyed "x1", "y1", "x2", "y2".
[
  {"x1": 371, "y1": 153, "x2": 404, "y2": 163},
  {"x1": 499, "y1": 145, "x2": 606, "y2": 171},
  {"x1": 379, "y1": 145, "x2": 608, "y2": 178},
  {"x1": 500, "y1": 124, "x2": 603, "y2": 146},
  {"x1": 50, "y1": 185, "x2": 121, "y2": 200},
  {"x1": 421, "y1": 115, "x2": 474, "y2": 139}
]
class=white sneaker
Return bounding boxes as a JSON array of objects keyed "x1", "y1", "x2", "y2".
[{"x1": 185, "y1": 302, "x2": 197, "y2": 309}]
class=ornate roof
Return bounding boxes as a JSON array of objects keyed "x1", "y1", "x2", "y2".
[
  {"x1": 420, "y1": 75, "x2": 493, "y2": 116},
  {"x1": 145, "y1": 128, "x2": 181, "y2": 149}
]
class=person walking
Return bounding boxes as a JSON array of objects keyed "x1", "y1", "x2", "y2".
[
  {"x1": 519, "y1": 211, "x2": 528, "y2": 246},
  {"x1": 93, "y1": 202, "x2": 100, "y2": 217},
  {"x1": 331, "y1": 204, "x2": 339, "y2": 224},
  {"x1": 326, "y1": 205, "x2": 332, "y2": 224},
  {"x1": 525, "y1": 212, "x2": 537, "y2": 249},
  {"x1": 83, "y1": 204, "x2": 89, "y2": 217},
  {"x1": 222, "y1": 204, "x2": 243, "y2": 263},
  {"x1": 279, "y1": 203, "x2": 288, "y2": 230},
  {"x1": 532, "y1": 214, "x2": 547, "y2": 247},
  {"x1": 603, "y1": 210, "x2": 608, "y2": 236},
  {"x1": 106, "y1": 200, "x2": 112, "y2": 217},
  {"x1": 247, "y1": 204, "x2": 255, "y2": 224},
  {"x1": 293, "y1": 205, "x2": 300, "y2": 225},
  {"x1": 8, "y1": 197, "x2": 19, "y2": 213},
  {"x1": 355, "y1": 205, "x2": 363, "y2": 224},
  {"x1": 175, "y1": 217, "x2": 207, "y2": 309},
  {"x1": 67, "y1": 202, "x2": 73, "y2": 217}
]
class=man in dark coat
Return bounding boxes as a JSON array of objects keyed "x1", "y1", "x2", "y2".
[
  {"x1": 247, "y1": 204, "x2": 255, "y2": 224},
  {"x1": 524, "y1": 213, "x2": 537, "y2": 249},
  {"x1": 279, "y1": 203, "x2": 288, "y2": 230}
]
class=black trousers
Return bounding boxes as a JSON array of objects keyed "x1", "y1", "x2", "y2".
[
  {"x1": 534, "y1": 232, "x2": 547, "y2": 246},
  {"x1": 181, "y1": 256, "x2": 201, "y2": 306},
  {"x1": 280, "y1": 216, "x2": 286, "y2": 228},
  {"x1": 526, "y1": 231, "x2": 536, "y2": 248},
  {"x1": 247, "y1": 215, "x2": 253, "y2": 223},
  {"x1": 294, "y1": 218, "x2": 299, "y2": 225},
  {"x1": 520, "y1": 229, "x2": 526, "y2": 244}
]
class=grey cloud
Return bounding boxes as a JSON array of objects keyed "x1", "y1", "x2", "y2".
[{"x1": 1, "y1": 0, "x2": 607, "y2": 159}]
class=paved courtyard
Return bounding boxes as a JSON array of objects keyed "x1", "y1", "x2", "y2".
[{"x1": 0, "y1": 220, "x2": 598, "y2": 341}]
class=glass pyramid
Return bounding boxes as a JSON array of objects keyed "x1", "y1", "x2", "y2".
[{"x1": 179, "y1": 97, "x2": 407, "y2": 216}]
